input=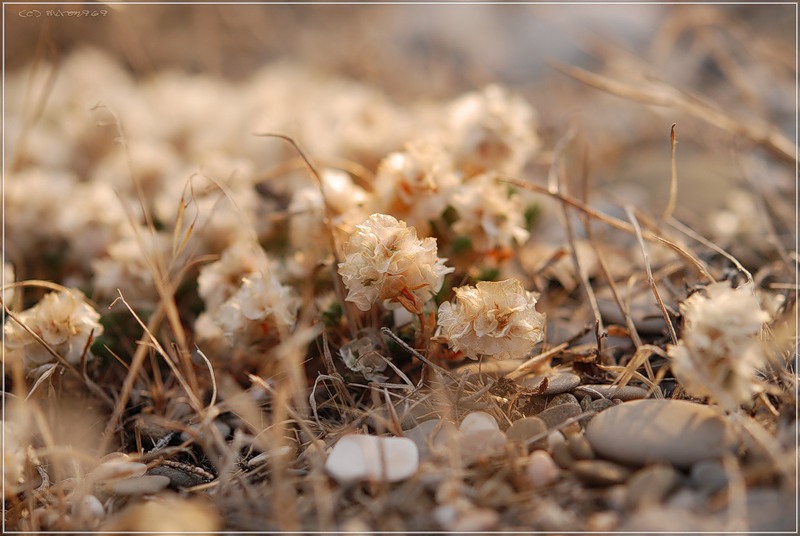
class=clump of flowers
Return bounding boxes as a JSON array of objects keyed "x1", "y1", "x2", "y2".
[
  {"x1": 195, "y1": 241, "x2": 299, "y2": 352},
  {"x1": 448, "y1": 174, "x2": 530, "y2": 253},
  {"x1": 371, "y1": 141, "x2": 461, "y2": 236},
  {"x1": 446, "y1": 85, "x2": 539, "y2": 178},
  {"x1": 668, "y1": 282, "x2": 770, "y2": 409},
  {"x1": 338, "y1": 214, "x2": 453, "y2": 313},
  {"x1": 3, "y1": 289, "x2": 104, "y2": 374},
  {"x1": 437, "y1": 279, "x2": 545, "y2": 359}
]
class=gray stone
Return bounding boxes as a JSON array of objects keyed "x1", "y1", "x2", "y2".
[
  {"x1": 626, "y1": 465, "x2": 681, "y2": 509},
  {"x1": 576, "y1": 384, "x2": 650, "y2": 401},
  {"x1": 551, "y1": 442, "x2": 575, "y2": 469},
  {"x1": 537, "y1": 403, "x2": 581, "y2": 429},
  {"x1": 459, "y1": 429, "x2": 507, "y2": 465},
  {"x1": 689, "y1": 460, "x2": 728, "y2": 495},
  {"x1": 506, "y1": 417, "x2": 547, "y2": 450},
  {"x1": 548, "y1": 393, "x2": 579, "y2": 407},
  {"x1": 147, "y1": 466, "x2": 206, "y2": 489},
  {"x1": 572, "y1": 460, "x2": 631, "y2": 486},
  {"x1": 585, "y1": 399, "x2": 737, "y2": 467},
  {"x1": 404, "y1": 419, "x2": 458, "y2": 459},
  {"x1": 566, "y1": 434, "x2": 594, "y2": 460},
  {"x1": 522, "y1": 372, "x2": 581, "y2": 395},
  {"x1": 588, "y1": 398, "x2": 616, "y2": 413}
]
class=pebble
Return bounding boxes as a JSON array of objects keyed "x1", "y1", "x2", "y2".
[
  {"x1": 459, "y1": 429, "x2": 508, "y2": 465},
  {"x1": 626, "y1": 465, "x2": 680, "y2": 509},
  {"x1": 689, "y1": 460, "x2": 728, "y2": 495},
  {"x1": 88, "y1": 461, "x2": 147, "y2": 484},
  {"x1": 547, "y1": 431, "x2": 566, "y2": 448},
  {"x1": 585, "y1": 399, "x2": 737, "y2": 467},
  {"x1": 506, "y1": 417, "x2": 547, "y2": 450},
  {"x1": 572, "y1": 460, "x2": 631, "y2": 486},
  {"x1": 521, "y1": 396, "x2": 548, "y2": 415},
  {"x1": 109, "y1": 475, "x2": 171, "y2": 496},
  {"x1": 551, "y1": 442, "x2": 575, "y2": 469},
  {"x1": 325, "y1": 435, "x2": 419, "y2": 483},
  {"x1": 575, "y1": 384, "x2": 649, "y2": 401},
  {"x1": 746, "y1": 488, "x2": 796, "y2": 532},
  {"x1": 404, "y1": 419, "x2": 457, "y2": 459},
  {"x1": 537, "y1": 403, "x2": 581, "y2": 429},
  {"x1": 566, "y1": 434, "x2": 594, "y2": 460},
  {"x1": 147, "y1": 466, "x2": 207, "y2": 489},
  {"x1": 526, "y1": 450, "x2": 559, "y2": 488},
  {"x1": 548, "y1": 393, "x2": 579, "y2": 407},
  {"x1": 459, "y1": 411, "x2": 499, "y2": 434},
  {"x1": 588, "y1": 398, "x2": 616, "y2": 413},
  {"x1": 522, "y1": 372, "x2": 581, "y2": 395}
]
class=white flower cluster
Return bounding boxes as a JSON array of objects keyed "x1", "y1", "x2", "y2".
[
  {"x1": 195, "y1": 241, "x2": 299, "y2": 352},
  {"x1": 338, "y1": 214, "x2": 453, "y2": 313},
  {"x1": 668, "y1": 282, "x2": 770, "y2": 408},
  {"x1": 437, "y1": 279, "x2": 545, "y2": 359},
  {"x1": 446, "y1": 84, "x2": 539, "y2": 178},
  {"x1": 449, "y1": 174, "x2": 530, "y2": 252},
  {"x1": 3, "y1": 290, "x2": 104, "y2": 374}
]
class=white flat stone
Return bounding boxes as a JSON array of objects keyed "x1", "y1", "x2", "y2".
[{"x1": 325, "y1": 434, "x2": 419, "y2": 484}]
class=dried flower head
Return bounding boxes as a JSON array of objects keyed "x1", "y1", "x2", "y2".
[
  {"x1": 339, "y1": 335, "x2": 389, "y2": 383},
  {"x1": 437, "y1": 279, "x2": 545, "y2": 359},
  {"x1": 2, "y1": 419, "x2": 28, "y2": 497},
  {"x1": 447, "y1": 85, "x2": 539, "y2": 177},
  {"x1": 197, "y1": 240, "x2": 273, "y2": 312},
  {"x1": 668, "y1": 282, "x2": 770, "y2": 408},
  {"x1": 3, "y1": 289, "x2": 104, "y2": 373},
  {"x1": 338, "y1": 214, "x2": 453, "y2": 313},
  {"x1": 449, "y1": 174, "x2": 530, "y2": 252},
  {"x1": 372, "y1": 141, "x2": 461, "y2": 235}
]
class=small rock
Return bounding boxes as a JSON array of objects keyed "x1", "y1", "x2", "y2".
[
  {"x1": 526, "y1": 450, "x2": 559, "y2": 487},
  {"x1": 506, "y1": 417, "x2": 547, "y2": 450},
  {"x1": 459, "y1": 411, "x2": 499, "y2": 434},
  {"x1": 109, "y1": 475, "x2": 171, "y2": 496},
  {"x1": 522, "y1": 372, "x2": 581, "y2": 395},
  {"x1": 690, "y1": 460, "x2": 728, "y2": 495},
  {"x1": 588, "y1": 398, "x2": 616, "y2": 413},
  {"x1": 551, "y1": 442, "x2": 575, "y2": 469},
  {"x1": 566, "y1": 434, "x2": 594, "y2": 460},
  {"x1": 147, "y1": 466, "x2": 206, "y2": 489},
  {"x1": 580, "y1": 394, "x2": 593, "y2": 412},
  {"x1": 537, "y1": 403, "x2": 581, "y2": 429},
  {"x1": 572, "y1": 460, "x2": 631, "y2": 486},
  {"x1": 404, "y1": 419, "x2": 457, "y2": 459},
  {"x1": 626, "y1": 465, "x2": 681, "y2": 509},
  {"x1": 88, "y1": 461, "x2": 147, "y2": 484},
  {"x1": 585, "y1": 399, "x2": 737, "y2": 467},
  {"x1": 576, "y1": 384, "x2": 650, "y2": 401},
  {"x1": 521, "y1": 396, "x2": 548, "y2": 415},
  {"x1": 548, "y1": 393, "x2": 579, "y2": 407},
  {"x1": 459, "y1": 429, "x2": 507, "y2": 465},
  {"x1": 547, "y1": 430, "x2": 566, "y2": 448},
  {"x1": 74, "y1": 494, "x2": 104, "y2": 525},
  {"x1": 325, "y1": 435, "x2": 419, "y2": 483}
]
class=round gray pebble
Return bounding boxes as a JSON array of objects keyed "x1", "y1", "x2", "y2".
[
  {"x1": 522, "y1": 372, "x2": 581, "y2": 395},
  {"x1": 551, "y1": 442, "x2": 576, "y2": 469},
  {"x1": 566, "y1": 434, "x2": 594, "y2": 460},
  {"x1": 109, "y1": 475, "x2": 171, "y2": 496},
  {"x1": 506, "y1": 417, "x2": 547, "y2": 450},
  {"x1": 626, "y1": 465, "x2": 681, "y2": 509},
  {"x1": 548, "y1": 393, "x2": 579, "y2": 407},
  {"x1": 576, "y1": 384, "x2": 650, "y2": 401},
  {"x1": 537, "y1": 403, "x2": 582, "y2": 429},
  {"x1": 572, "y1": 460, "x2": 631, "y2": 487},
  {"x1": 585, "y1": 399, "x2": 737, "y2": 467}
]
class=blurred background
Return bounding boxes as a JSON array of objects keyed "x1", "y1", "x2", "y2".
[{"x1": 6, "y1": 1, "x2": 796, "y2": 232}]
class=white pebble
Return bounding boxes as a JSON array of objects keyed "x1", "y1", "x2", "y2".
[
  {"x1": 526, "y1": 450, "x2": 559, "y2": 488},
  {"x1": 88, "y1": 461, "x2": 147, "y2": 484},
  {"x1": 325, "y1": 435, "x2": 419, "y2": 483},
  {"x1": 459, "y1": 411, "x2": 499, "y2": 434}
]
